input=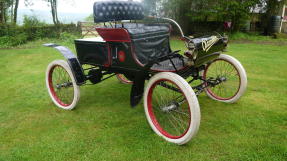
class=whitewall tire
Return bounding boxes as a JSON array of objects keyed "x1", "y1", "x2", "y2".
[
  {"x1": 46, "y1": 60, "x2": 80, "y2": 110},
  {"x1": 144, "y1": 72, "x2": 201, "y2": 145}
]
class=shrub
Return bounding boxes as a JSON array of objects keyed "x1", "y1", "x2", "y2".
[
  {"x1": 0, "y1": 33, "x2": 28, "y2": 48},
  {"x1": 0, "y1": 24, "x2": 81, "y2": 48},
  {"x1": 23, "y1": 15, "x2": 46, "y2": 27},
  {"x1": 60, "y1": 32, "x2": 79, "y2": 43},
  {"x1": 0, "y1": 36, "x2": 11, "y2": 48},
  {"x1": 229, "y1": 32, "x2": 272, "y2": 41},
  {"x1": 273, "y1": 33, "x2": 287, "y2": 39}
]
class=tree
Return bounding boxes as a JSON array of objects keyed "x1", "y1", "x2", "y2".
[
  {"x1": 13, "y1": 0, "x2": 19, "y2": 23},
  {"x1": 9, "y1": 0, "x2": 20, "y2": 23},
  {"x1": 44, "y1": 0, "x2": 60, "y2": 25},
  {"x1": 0, "y1": 0, "x2": 27, "y2": 24},
  {"x1": 156, "y1": 0, "x2": 261, "y2": 32},
  {"x1": 0, "y1": 0, "x2": 12, "y2": 24},
  {"x1": 215, "y1": 0, "x2": 261, "y2": 31},
  {"x1": 84, "y1": 14, "x2": 94, "y2": 22},
  {"x1": 0, "y1": 1, "x2": 5, "y2": 23},
  {"x1": 143, "y1": 0, "x2": 157, "y2": 15},
  {"x1": 158, "y1": 0, "x2": 192, "y2": 32}
]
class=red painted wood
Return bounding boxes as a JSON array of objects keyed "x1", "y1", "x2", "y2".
[{"x1": 96, "y1": 28, "x2": 131, "y2": 42}]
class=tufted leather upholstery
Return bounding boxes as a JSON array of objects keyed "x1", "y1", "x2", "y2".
[{"x1": 94, "y1": 1, "x2": 145, "y2": 22}]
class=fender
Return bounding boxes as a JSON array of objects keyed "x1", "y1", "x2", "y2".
[{"x1": 44, "y1": 43, "x2": 86, "y2": 85}]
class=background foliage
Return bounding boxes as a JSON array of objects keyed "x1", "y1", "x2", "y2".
[
  {"x1": 0, "y1": 23, "x2": 80, "y2": 48},
  {"x1": 143, "y1": 0, "x2": 287, "y2": 33}
]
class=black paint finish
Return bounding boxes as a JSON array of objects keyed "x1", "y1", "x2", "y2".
[
  {"x1": 94, "y1": 1, "x2": 144, "y2": 23},
  {"x1": 43, "y1": 43, "x2": 86, "y2": 85}
]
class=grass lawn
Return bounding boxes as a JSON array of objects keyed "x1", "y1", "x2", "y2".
[{"x1": 0, "y1": 39, "x2": 286, "y2": 161}]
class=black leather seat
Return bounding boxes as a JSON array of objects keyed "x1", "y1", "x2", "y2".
[
  {"x1": 121, "y1": 23, "x2": 170, "y2": 40},
  {"x1": 94, "y1": 1, "x2": 144, "y2": 22},
  {"x1": 122, "y1": 23, "x2": 171, "y2": 66}
]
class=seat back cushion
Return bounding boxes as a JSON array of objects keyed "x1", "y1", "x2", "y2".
[
  {"x1": 133, "y1": 35, "x2": 171, "y2": 66},
  {"x1": 127, "y1": 24, "x2": 171, "y2": 66},
  {"x1": 94, "y1": 1, "x2": 144, "y2": 23}
]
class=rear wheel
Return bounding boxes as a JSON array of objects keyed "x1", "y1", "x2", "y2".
[
  {"x1": 116, "y1": 74, "x2": 133, "y2": 84},
  {"x1": 46, "y1": 60, "x2": 80, "y2": 110},
  {"x1": 144, "y1": 72, "x2": 200, "y2": 145},
  {"x1": 203, "y1": 54, "x2": 247, "y2": 103}
]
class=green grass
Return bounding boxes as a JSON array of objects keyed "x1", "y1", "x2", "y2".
[
  {"x1": 0, "y1": 39, "x2": 286, "y2": 161},
  {"x1": 229, "y1": 32, "x2": 273, "y2": 41},
  {"x1": 228, "y1": 32, "x2": 287, "y2": 45}
]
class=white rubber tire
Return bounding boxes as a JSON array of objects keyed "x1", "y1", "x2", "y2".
[
  {"x1": 144, "y1": 72, "x2": 201, "y2": 145},
  {"x1": 46, "y1": 60, "x2": 80, "y2": 110},
  {"x1": 204, "y1": 54, "x2": 247, "y2": 103}
]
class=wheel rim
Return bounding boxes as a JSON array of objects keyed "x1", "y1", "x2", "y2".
[
  {"x1": 48, "y1": 65, "x2": 75, "y2": 107},
  {"x1": 116, "y1": 74, "x2": 133, "y2": 84},
  {"x1": 147, "y1": 79, "x2": 191, "y2": 139},
  {"x1": 204, "y1": 59, "x2": 241, "y2": 100}
]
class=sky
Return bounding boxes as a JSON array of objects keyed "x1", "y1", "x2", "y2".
[{"x1": 19, "y1": 0, "x2": 142, "y2": 13}]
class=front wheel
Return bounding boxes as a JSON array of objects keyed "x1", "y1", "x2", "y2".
[
  {"x1": 144, "y1": 72, "x2": 201, "y2": 145},
  {"x1": 203, "y1": 54, "x2": 247, "y2": 103},
  {"x1": 46, "y1": 60, "x2": 80, "y2": 110}
]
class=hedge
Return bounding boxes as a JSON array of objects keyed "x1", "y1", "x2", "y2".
[
  {"x1": 0, "y1": 24, "x2": 81, "y2": 40},
  {"x1": 0, "y1": 24, "x2": 81, "y2": 47}
]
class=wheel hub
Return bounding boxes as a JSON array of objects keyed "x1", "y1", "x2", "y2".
[
  {"x1": 161, "y1": 102, "x2": 179, "y2": 113},
  {"x1": 56, "y1": 82, "x2": 72, "y2": 89},
  {"x1": 219, "y1": 76, "x2": 227, "y2": 82}
]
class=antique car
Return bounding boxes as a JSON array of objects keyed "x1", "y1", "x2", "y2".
[{"x1": 44, "y1": 1, "x2": 247, "y2": 145}]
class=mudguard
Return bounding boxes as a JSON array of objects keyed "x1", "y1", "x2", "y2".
[{"x1": 44, "y1": 43, "x2": 86, "y2": 85}]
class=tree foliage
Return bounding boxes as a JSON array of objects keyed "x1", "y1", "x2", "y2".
[
  {"x1": 84, "y1": 14, "x2": 94, "y2": 22},
  {"x1": 215, "y1": 0, "x2": 261, "y2": 31},
  {"x1": 0, "y1": 0, "x2": 27, "y2": 24},
  {"x1": 23, "y1": 15, "x2": 46, "y2": 27},
  {"x1": 0, "y1": 0, "x2": 12, "y2": 23},
  {"x1": 145, "y1": 0, "x2": 286, "y2": 32},
  {"x1": 142, "y1": 0, "x2": 157, "y2": 15},
  {"x1": 156, "y1": 0, "x2": 262, "y2": 31}
]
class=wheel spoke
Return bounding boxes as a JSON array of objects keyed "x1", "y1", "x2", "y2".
[
  {"x1": 204, "y1": 58, "x2": 241, "y2": 100},
  {"x1": 50, "y1": 65, "x2": 74, "y2": 105},
  {"x1": 148, "y1": 79, "x2": 191, "y2": 138}
]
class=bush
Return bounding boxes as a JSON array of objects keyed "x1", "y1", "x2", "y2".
[
  {"x1": 229, "y1": 32, "x2": 272, "y2": 41},
  {"x1": 23, "y1": 15, "x2": 46, "y2": 27},
  {"x1": 0, "y1": 36, "x2": 11, "y2": 48},
  {"x1": 0, "y1": 33, "x2": 28, "y2": 48},
  {"x1": 273, "y1": 33, "x2": 287, "y2": 39},
  {"x1": 0, "y1": 24, "x2": 81, "y2": 48},
  {"x1": 60, "y1": 32, "x2": 79, "y2": 43}
]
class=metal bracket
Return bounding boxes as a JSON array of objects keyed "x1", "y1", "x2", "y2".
[{"x1": 130, "y1": 74, "x2": 146, "y2": 107}]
